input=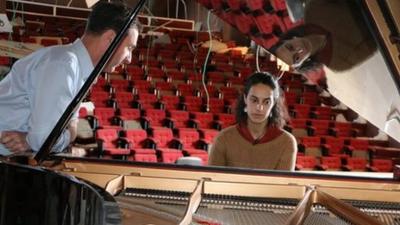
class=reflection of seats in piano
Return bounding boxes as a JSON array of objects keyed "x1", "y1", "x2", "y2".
[
  {"x1": 311, "y1": 106, "x2": 335, "y2": 120},
  {"x1": 307, "y1": 119, "x2": 331, "y2": 137},
  {"x1": 330, "y1": 122, "x2": 358, "y2": 137},
  {"x1": 318, "y1": 156, "x2": 342, "y2": 171},
  {"x1": 343, "y1": 157, "x2": 368, "y2": 171},
  {"x1": 321, "y1": 137, "x2": 349, "y2": 160},
  {"x1": 289, "y1": 104, "x2": 311, "y2": 119},
  {"x1": 285, "y1": 118, "x2": 309, "y2": 140},
  {"x1": 367, "y1": 159, "x2": 393, "y2": 172},
  {"x1": 298, "y1": 136, "x2": 322, "y2": 157},
  {"x1": 345, "y1": 138, "x2": 371, "y2": 160},
  {"x1": 295, "y1": 155, "x2": 317, "y2": 170}
]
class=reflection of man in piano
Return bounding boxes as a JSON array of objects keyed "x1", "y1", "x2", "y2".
[
  {"x1": 0, "y1": 1, "x2": 140, "y2": 156},
  {"x1": 270, "y1": 0, "x2": 376, "y2": 86},
  {"x1": 209, "y1": 72, "x2": 297, "y2": 171}
]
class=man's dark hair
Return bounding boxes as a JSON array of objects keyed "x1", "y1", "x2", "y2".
[
  {"x1": 235, "y1": 72, "x2": 288, "y2": 128},
  {"x1": 85, "y1": 1, "x2": 141, "y2": 35},
  {"x1": 269, "y1": 25, "x2": 324, "y2": 74}
]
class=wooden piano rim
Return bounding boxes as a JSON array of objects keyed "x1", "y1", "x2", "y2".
[{"x1": 53, "y1": 156, "x2": 398, "y2": 184}]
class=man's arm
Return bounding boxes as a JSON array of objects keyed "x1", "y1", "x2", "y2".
[{"x1": 0, "y1": 119, "x2": 79, "y2": 154}]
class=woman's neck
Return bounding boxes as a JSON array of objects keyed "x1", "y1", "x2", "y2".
[{"x1": 247, "y1": 119, "x2": 268, "y2": 139}]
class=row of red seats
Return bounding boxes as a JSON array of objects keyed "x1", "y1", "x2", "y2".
[
  {"x1": 96, "y1": 127, "x2": 218, "y2": 165},
  {"x1": 296, "y1": 155, "x2": 393, "y2": 172},
  {"x1": 87, "y1": 107, "x2": 236, "y2": 130},
  {"x1": 90, "y1": 89, "x2": 238, "y2": 112},
  {"x1": 286, "y1": 119, "x2": 363, "y2": 138},
  {"x1": 92, "y1": 76, "x2": 242, "y2": 97},
  {"x1": 297, "y1": 136, "x2": 371, "y2": 160}
]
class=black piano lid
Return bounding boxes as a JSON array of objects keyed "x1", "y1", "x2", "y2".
[
  {"x1": 34, "y1": 0, "x2": 147, "y2": 164},
  {"x1": 0, "y1": 161, "x2": 121, "y2": 225}
]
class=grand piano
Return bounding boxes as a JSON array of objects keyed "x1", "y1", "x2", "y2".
[{"x1": 1, "y1": 0, "x2": 400, "y2": 225}]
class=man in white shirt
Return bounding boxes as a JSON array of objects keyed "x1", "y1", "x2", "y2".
[{"x1": 0, "y1": 1, "x2": 139, "y2": 156}]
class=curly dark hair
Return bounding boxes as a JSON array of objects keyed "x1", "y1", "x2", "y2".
[
  {"x1": 235, "y1": 72, "x2": 288, "y2": 128},
  {"x1": 85, "y1": 1, "x2": 142, "y2": 35}
]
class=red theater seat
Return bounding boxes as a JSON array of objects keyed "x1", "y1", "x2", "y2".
[
  {"x1": 166, "y1": 110, "x2": 190, "y2": 128},
  {"x1": 368, "y1": 159, "x2": 393, "y2": 172},
  {"x1": 343, "y1": 158, "x2": 367, "y2": 171},
  {"x1": 298, "y1": 136, "x2": 322, "y2": 157},
  {"x1": 319, "y1": 156, "x2": 342, "y2": 171},
  {"x1": 295, "y1": 156, "x2": 317, "y2": 170}
]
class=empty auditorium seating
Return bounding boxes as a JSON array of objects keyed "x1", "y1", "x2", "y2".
[
  {"x1": 177, "y1": 83, "x2": 197, "y2": 96},
  {"x1": 176, "y1": 128, "x2": 206, "y2": 151},
  {"x1": 114, "y1": 91, "x2": 134, "y2": 108},
  {"x1": 134, "y1": 93, "x2": 158, "y2": 109},
  {"x1": 219, "y1": 87, "x2": 239, "y2": 100},
  {"x1": 129, "y1": 153, "x2": 157, "y2": 163},
  {"x1": 123, "y1": 129, "x2": 151, "y2": 149},
  {"x1": 149, "y1": 127, "x2": 178, "y2": 149},
  {"x1": 296, "y1": 156, "x2": 317, "y2": 170},
  {"x1": 285, "y1": 118, "x2": 308, "y2": 139},
  {"x1": 181, "y1": 96, "x2": 203, "y2": 112},
  {"x1": 165, "y1": 110, "x2": 190, "y2": 128},
  {"x1": 189, "y1": 112, "x2": 215, "y2": 129},
  {"x1": 96, "y1": 128, "x2": 129, "y2": 158},
  {"x1": 311, "y1": 106, "x2": 334, "y2": 120},
  {"x1": 321, "y1": 137, "x2": 349, "y2": 160},
  {"x1": 90, "y1": 91, "x2": 112, "y2": 108},
  {"x1": 330, "y1": 122, "x2": 358, "y2": 137},
  {"x1": 92, "y1": 107, "x2": 119, "y2": 128},
  {"x1": 132, "y1": 80, "x2": 152, "y2": 93},
  {"x1": 318, "y1": 156, "x2": 342, "y2": 171},
  {"x1": 141, "y1": 109, "x2": 167, "y2": 129},
  {"x1": 283, "y1": 91, "x2": 299, "y2": 106},
  {"x1": 298, "y1": 136, "x2": 322, "y2": 157},
  {"x1": 368, "y1": 159, "x2": 393, "y2": 172},
  {"x1": 343, "y1": 158, "x2": 368, "y2": 171},
  {"x1": 307, "y1": 119, "x2": 331, "y2": 136},
  {"x1": 214, "y1": 113, "x2": 236, "y2": 130},
  {"x1": 289, "y1": 104, "x2": 311, "y2": 119},
  {"x1": 109, "y1": 79, "x2": 131, "y2": 92},
  {"x1": 300, "y1": 92, "x2": 320, "y2": 105},
  {"x1": 159, "y1": 95, "x2": 180, "y2": 110},
  {"x1": 207, "y1": 98, "x2": 226, "y2": 113},
  {"x1": 154, "y1": 81, "x2": 176, "y2": 96},
  {"x1": 345, "y1": 139, "x2": 371, "y2": 160}
]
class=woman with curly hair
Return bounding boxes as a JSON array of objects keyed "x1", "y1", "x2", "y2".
[{"x1": 208, "y1": 72, "x2": 297, "y2": 171}]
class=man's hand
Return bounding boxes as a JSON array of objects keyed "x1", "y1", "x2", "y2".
[{"x1": 0, "y1": 131, "x2": 30, "y2": 153}]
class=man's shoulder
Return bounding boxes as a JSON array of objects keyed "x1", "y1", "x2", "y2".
[{"x1": 45, "y1": 44, "x2": 79, "y2": 64}]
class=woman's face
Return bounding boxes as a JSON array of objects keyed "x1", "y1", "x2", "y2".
[
  {"x1": 244, "y1": 83, "x2": 275, "y2": 124},
  {"x1": 275, "y1": 37, "x2": 312, "y2": 67}
]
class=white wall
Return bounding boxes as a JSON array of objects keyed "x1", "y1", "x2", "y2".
[{"x1": 325, "y1": 51, "x2": 400, "y2": 141}]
